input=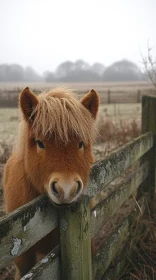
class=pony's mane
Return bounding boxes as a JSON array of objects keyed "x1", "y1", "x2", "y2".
[{"x1": 29, "y1": 87, "x2": 97, "y2": 144}]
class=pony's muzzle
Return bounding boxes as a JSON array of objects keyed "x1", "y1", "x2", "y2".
[{"x1": 47, "y1": 173, "x2": 83, "y2": 205}]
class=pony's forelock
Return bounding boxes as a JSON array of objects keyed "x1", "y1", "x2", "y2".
[{"x1": 30, "y1": 88, "x2": 97, "y2": 144}]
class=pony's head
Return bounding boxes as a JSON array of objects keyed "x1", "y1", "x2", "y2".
[{"x1": 19, "y1": 87, "x2": 99, "y2": 206}]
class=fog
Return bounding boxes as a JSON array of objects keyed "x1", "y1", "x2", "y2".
[{"x1": 0, "y1": 0, "x2": 156, "y2": 76}]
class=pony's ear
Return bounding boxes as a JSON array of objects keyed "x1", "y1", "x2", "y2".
[
  {"x1": 19, "y1": 87, "x2": 38, "y2": 122},
  {"x1": 81, "y1": 89, "x2": 99, "y2": 119}
]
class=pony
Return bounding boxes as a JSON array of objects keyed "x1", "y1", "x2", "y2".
[{"x1": 3, "y1": 87, "x2": 99, "y2": 279}]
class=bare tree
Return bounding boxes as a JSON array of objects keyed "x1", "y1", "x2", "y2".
[{"x1": 142, "y1": 45, "x2": 156, "y2": 88}]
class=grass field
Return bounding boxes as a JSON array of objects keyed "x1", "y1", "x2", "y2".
[
  {"x1": 0, "y1": 108, "x2": 19, "y2": 144},
  {"x1": 100, "y1": 103, "x2": 141, "y2": 117},
  {"x1": 0, "y1": 103, "x2": 141, "y2": 143},
  {"x1": 0, "y1": 81, "x2": 154, "y2": 91},
  {"x1": 0, "y1": 103, "x2": 141, "y2": 164}
]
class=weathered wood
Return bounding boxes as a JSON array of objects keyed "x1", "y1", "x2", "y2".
[
  {"x1": 87, "y1": 132, "x2": 153, "y2": 198},
  {"x1": 102, "y1": 236, "x2": 138, "y2": 280},
  {"x1": 91, "y1": 162, "x2": 149, "y2": 237},
  {"x1": 21, "y1": 245, "x2": 61, "y2": 280},
  {"x1": 102, "y1": 202, "x2": 148, "y2": 280},
  {"x1": 59, "y1": 196, "x2": 92, "y2": 280},
  {"x1": 103, "y1": 229, "x2": 150, "y2": 280},
  {"x1": 0, "y1": 195, "x2": 58, "y2": 269},
  {"x1": 142, "y1": 96, "x2": 156, "y2": 203},
  {"x1": 91, "y1": 194, "x2": 147, "y2": 256},
  {"x1": 92, "y1": 196, "x2": 146, "y2": 280},
  {"x1": 93, "y1": 219, "x2": 128, "y2": 280}
]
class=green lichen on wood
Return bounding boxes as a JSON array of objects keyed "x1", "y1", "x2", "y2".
[
  {"x1": 0, "y1": 195, "x2": 50, "y2": 239},
  {"x1": 92, "y1": 220, "x2": 129, "y2": 280},
  {"x1": 0, "y1": 195, "x2": 58, "y2": 270},
  {"x1": 92, "y1": 195, "x2": 146, "y2": 280},
  {"x1": 91, "y1": 161, "x2": 149, "y2": 237},
  {"x1": 102, "y1": 196, "x2": 147, "y2": 280},
  {"x1": 21, "y1": 196, "x2": 50, "y2": 227},
  {"x1": 87, "y1": 132, "x2": 153, "y2": 198}
]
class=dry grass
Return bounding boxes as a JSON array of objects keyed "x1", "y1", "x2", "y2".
[
  {"x1": 94, "y1": 117, "x2": 141, "y2": 158},
  {"x1": 119, "y1": 203, "x2": 156, "y2": 280},
  {"x1": 97, "y1": 117, "x2": 140, "y2": 144}
]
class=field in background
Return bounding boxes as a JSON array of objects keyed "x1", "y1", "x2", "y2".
[
  {"x1": 0, "y1": 81, "x2": 155, "y2": 107},
  {"x1": 0, "y1": 81, "x2": 153, "y2": 91},
  {"x1": 0, "y1": 103, "x2": 141, "y2": 160},
  {"x1": 0, "y1": 81, "x2": 144, "y2": 166},
  {"x1": 0, "y1": 108, "x2": 19, "y2": 144}
]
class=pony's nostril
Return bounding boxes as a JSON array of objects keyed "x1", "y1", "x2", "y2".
[
  {"x1": 51, "y1": 181, "x2": 59, "y2": 196},
  {"x1": 75, "y1": 181, "x2": 82, "y2": 195}
]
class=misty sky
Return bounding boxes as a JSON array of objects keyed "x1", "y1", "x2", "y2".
[{"x1": 0, "y1": 0, "x2": 156, "y2": 74}]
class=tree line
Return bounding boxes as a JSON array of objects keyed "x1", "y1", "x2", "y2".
[{"x1": 0, "y1": 59, "x2": 147, "y2": 82}]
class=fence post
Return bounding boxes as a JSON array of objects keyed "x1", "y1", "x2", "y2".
[
  {"x1": 142, "y1": 95, "x2": 156, "y2": 205},
  {"x1": 59, "y1": 196, "x2": 92, "y2": 280},
  {"x1": 107, "y1": 89, "x2": 111, "y2": 104},
  {"x1": 137, "y1": 89, "x2": 141, "y2": 103}
]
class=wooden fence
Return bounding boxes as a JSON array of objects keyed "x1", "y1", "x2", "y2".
[
  {"x1": 0, "y1": 95, "x2": 156, "y2": 279},
  {"x1": 0, "y1": 88, "x2": 156, "y2": 107}
]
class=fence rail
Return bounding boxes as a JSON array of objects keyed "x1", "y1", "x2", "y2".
[
  {"x1": 92, "y1": 195, "x2": 146, "y2": 279},
  {"x1": 0, "y1": 196, "x2": 58, "y2": 269},
  {"x1": 88, "y1": 132, "x2": 153, "y2": 198},
  {"x1": 0, "y1": 95, "x2": 156, "y2": 279},
  {"x1": 0, "y1": 88, "x2": 156, "y2": 107},
  {"x1": 21, "y1": 245, "x2": 61, "y2": 280},
  {"x1": 91, "y1": 161, "x2": 149, "y2": 237}
]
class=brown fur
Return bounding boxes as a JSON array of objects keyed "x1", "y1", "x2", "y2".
[{"x1": 3, "y1": 87, "x2": 99, "y2": 279}]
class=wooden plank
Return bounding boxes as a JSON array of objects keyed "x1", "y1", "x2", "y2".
[
  {"x1": 0, "y1": 195, "x2": 58, "y2": 269},
  {"x1": 87, "y1": 132, "x2": 153, "y2": 198},
  {"x1": 91, "y1": 195, "x2": 146, "y2": 256},
  {"x1": 21, "y1": 245, "x2": 61, "y2": 280},
  {"x1": 59, "y1": 196, "x2": 92, "y2": 280},
  {"x1": 91, "y1": 162, "x2": 149, "y2": 237},
  {"x1": 93, "y1": 219, "x2": 129, "y2": 280},
  {"x1": 92, "y1": 196, "x2": 146, "y2": 280},
  {"x1": 102, "y1": 205, "x2": 149, "y2": 280},
  {"x1": 103, "y1": 230, "x2": 150, "y2": 280}
]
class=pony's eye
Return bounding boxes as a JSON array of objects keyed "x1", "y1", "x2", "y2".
[
  {"x1": 36, "y1": 140, "x2": 45, "y2": 149},
  {"x1": 79, "y1": 141, "x2": 84, "y2": 149}
]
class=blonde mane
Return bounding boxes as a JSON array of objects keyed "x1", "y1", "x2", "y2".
[
  {"x1": 16, "y1": 88, "x2": 97, "y2": 151},
  {"x1": 31, "y1": 88, "x2": 97, "y2": 144}
]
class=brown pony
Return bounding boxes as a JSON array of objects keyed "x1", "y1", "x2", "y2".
[{"x1": 3, "y1": 87, "x2": 99, "y2": 279}]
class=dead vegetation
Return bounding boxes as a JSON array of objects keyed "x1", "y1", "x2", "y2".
[
  {"x1": 97, "y1": 117, "x2": 140, "y2": 145},
  {"x1": 119, "y1": 203, "x2": 156, "y2": 280},
  {"x1": 94, "y1": 117, "x2": 141, "y2": 159}
]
